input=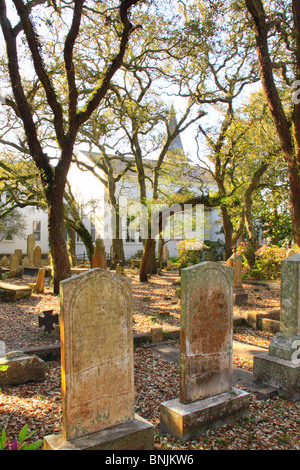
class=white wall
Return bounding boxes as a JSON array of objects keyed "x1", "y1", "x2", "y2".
[{"x1": 0, "y1": 206, "x2": 49, "y2": 255}]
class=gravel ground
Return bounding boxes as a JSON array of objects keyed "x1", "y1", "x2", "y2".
[{"x1": 0, "y1": 268, "x2": 299, "y2": 451}]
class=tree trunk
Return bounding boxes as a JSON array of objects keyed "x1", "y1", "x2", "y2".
[
  {"x1": 245, "y1": 0, "x2": 300, "y2": 247},
  {"x1": 148, "y1": 240, "x2": 157, "y2": 275},
  {"x1": 111, "y1": 237, "x2": 125, "y2": 269},
  {"x1": 66, "y1": 226, "x2": 77, "y2": 267},
  {"x1": 47, "y1": 195, "x2": 71, "y2": 294},
  {"x1": 139, "y1": 237, "x2": 155, "y2": 282},
  {"x1": 220, "y1": 206, "x2": 234, "y2": 259}
]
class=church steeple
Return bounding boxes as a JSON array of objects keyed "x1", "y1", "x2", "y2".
[{"x1": 167, "y1": 104, "x2": 185, "y2": 153}]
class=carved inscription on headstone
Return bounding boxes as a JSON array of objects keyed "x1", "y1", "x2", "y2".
[
  {"x1": 60, "y1": 269, "x2": 134, "y2": 441},
  {"x1": 180, "y1": 262, "x2": 233, "y2": 404}
]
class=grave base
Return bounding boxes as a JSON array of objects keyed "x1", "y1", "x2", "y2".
[
  {"x1": 253, "y1": 352, "x2": 300, "y2": 400},
  {"x1": 160, "y1": 387, "x2": 250, "y2": 441},
  {"x1": 233, "y1": 288, "x2": 248, "y2": 306},
  {"x1": 43, "y1": 414, "x2": 154, "y2": 450}
]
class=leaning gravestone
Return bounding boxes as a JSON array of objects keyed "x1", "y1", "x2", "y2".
[
  {"x1": 253, "y1": 253, "x2": 300, "y2": 399},
  {"x1": 44, "y1": 268, "x2": 154, "y2": 450},
  {"x1": 160, "y1": 262, "x2": 249, "y2": 441}
]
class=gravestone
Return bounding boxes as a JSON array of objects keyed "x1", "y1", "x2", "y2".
[
  {"x1": 44, "y1": 268, "x2": 154, "y2": 450},
  {"x1": 1, "y1": 255, "x2": 8, "y2": 267},
  {"x1": 151, "y1": 327, "x2": 163, "y2": 343},
  {"x1": 227, "y1": 249, "x2": 248, "y2": 305},
  {"x1": 35, "y1": 268, "x2": 45, "y2": 293},
  {"x1": 166, "y1": 259, "x2": 172, "y2": 271},
  {"x1": 14, "y1": 249, "x2": 22, "y2": 264},
  {"x1": 162, "y1": 245, "x2": 169, "y2": 262},
  {"x1": 39, "y1": 310, "x2": 59, "y2": 334},
  {"x1": 91, "y1": 238, "x2": 107, "y2": 269},
  {"x1": 286, "y1": 248, "x2": 296, "y2": 258},
  {"x1": 27, "y1": 234, "x2": 36, "y2": 263},
  {"x1": 160, "y1": 262, "x2": 249, "y2": 441},
  {"x1": 9, "y1": 254, "x2": 20, "y2": 278},
  {"x1": 33, "y1": 245, "x2": 42, "y2": 266},
  {"x1": 253, "y1": 253, "x2": 300, "y2": 399}
]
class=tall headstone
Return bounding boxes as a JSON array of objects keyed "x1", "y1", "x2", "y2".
[
  {"x1": 91, "y1": 238, "x2": 107, "y2": 269},
  {"x1": 162, "y1": 245, "x2": 169, "y2": 262},
  {"x1": 14, "y1": 249, "x2": 22, "y2": 264},
  {"x1": 1, "y1": 255, "x2": 8, "y2": 267},
  {"x1": 160, "y1": 262, "x2": 249, "y2": 441},
  {"x1": 27, "y1": 234, "x2": 36, "y2": 263},
  {"x1": 35, "y1": 268, "x2": 45, "y2": 293},
  {"x1": 253, "y1": 253, "x2": 300, "y2": 398},
  {"x1": 33, "y1": 245, "x2": 42, "y2": 266},
  {"x1": 44, "y1": 268, "x2": 154, "y2": 450},
  {"x1": 9, "y1": 254, "x2": 20, "y2": 278},
  {"x1": 227, "y1": 249, "x2": 248, "y2": 305}
]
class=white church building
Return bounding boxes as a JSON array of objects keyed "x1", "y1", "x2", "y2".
[{"x1": 0, "y1": 117, "x2": 224, "y2": 261}]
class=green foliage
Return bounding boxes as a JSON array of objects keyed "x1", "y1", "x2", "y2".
[
  {"x1": 176, "y1": 239, "x2": 210, "y2": 267},
  {"x1": 0, "y1": 424, "x2": 43, "y2": 451},
  {"x1": 237, "y1": 244, "x2": 288, "y2": 280}
]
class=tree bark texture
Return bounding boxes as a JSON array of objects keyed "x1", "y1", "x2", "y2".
[{"x1": 245, "y1": 0, "x2": 300, "y2": 246}]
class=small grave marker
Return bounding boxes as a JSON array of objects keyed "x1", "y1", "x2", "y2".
[{"x1": 38, "y1": 310, "x2": 59, "y2": 333}]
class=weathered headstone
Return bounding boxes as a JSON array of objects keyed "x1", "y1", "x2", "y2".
[
  {"x1": 9, "y1": 254, "x2": 20, "y2": 278},
  {"x1": 44, "y1": 268, "x2": 154, "y2": 450},
  {"x1": 160, "y1": 262, "x2": 249, "y2": 441},
  {"x1": 27, "y1": 234, "x2": 36, "y2": 263},
  {"x1": 227, "y1": 249, "x2": 248, "y2": 305},
  {"x1": 253, "y1": 253, "x2": 300, "y2": 398},
  {"x1": 33, "y1": 245, "x2": 42, "y2": 266},
  {"x1": 35, "y1": 268, "x2": 45, "y2": 293},
  {"x1": 14, "y1": 249, "x2": 22, "y2": 264},
  {"x1": 166, "y1": 259, "x2": 172, "y2": 271},
  {"x1": 1, "y1": 255, "x2": 8, "y2": 267},
  {"x1": 22, "y1": 256, "x2": 31, "y2": 268},
  {"x1": 162, "y1": 245, "x2": 169, "y2": 262},
  {"x1": 151, "y1": 327, "x2": 163, "y2": 343},
  {"x1": 286, "y1": 248, "x2": 296, "y2": 258},
  {"x1": 91, "y1": 239, "x2": 107, "y2": 269}
]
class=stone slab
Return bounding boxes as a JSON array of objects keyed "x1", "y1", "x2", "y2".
[
  {"x1": 261, "y1": 318, "x2": 280, "y2": 334},
  {"x1": 43, "y1": 414, "x2": 154, "y2": 450},
  {"x1": 253, "y1": 352, "x2": 300, "y2": 399},
  {"x1": 160, "y1": 387, "x2": 250, "y2": 441},
  {"x1": 0, "y1": 352, "x2": 45, "y2": 386},
  {"x1": 0, "y1": 282, "x2": 32, "y2": 301}
]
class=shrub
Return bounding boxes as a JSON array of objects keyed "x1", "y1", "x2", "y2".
[
  {"x1": 237, "y1": 244, "x2": 286, "y2": 280},
  {"x1": 254, "y1": 245, "x2": 286, "y2": 280},
  {"x1": 176, "y1": 239, "x2": 210, "y2": 268}
]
